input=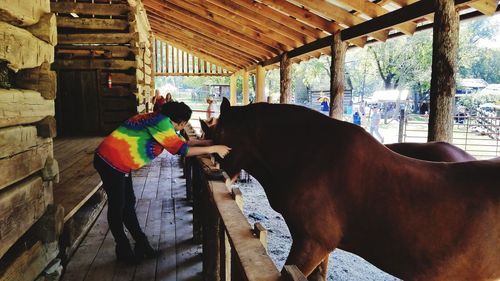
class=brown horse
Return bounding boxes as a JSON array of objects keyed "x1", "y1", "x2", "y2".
[
  {"x1": 213, "y1": 98, "x2": 500, "y2": 281},
  {"x1": 201, "y1": 119, "x2": 476, "y2": 163}
]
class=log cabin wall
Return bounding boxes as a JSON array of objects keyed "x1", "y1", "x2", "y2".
[
  {"x1": 51, "y1": 0, "x2": 153, "y2": 136},
  {"x1": 0, "y1": 1, "x2": 63, "y2": 281}
]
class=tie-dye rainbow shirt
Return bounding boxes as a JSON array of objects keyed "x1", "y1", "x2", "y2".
[{"x1": 96, "y1": 112, "x2": 189, "y2": 173}]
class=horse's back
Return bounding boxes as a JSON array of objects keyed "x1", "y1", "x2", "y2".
[{"x1": 387, "y1": 142, "x2": 476, "y2": 162}]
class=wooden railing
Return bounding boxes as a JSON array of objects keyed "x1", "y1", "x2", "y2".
[{"x1": 184, "y1": 125, "x2": 306, "y2": 281}]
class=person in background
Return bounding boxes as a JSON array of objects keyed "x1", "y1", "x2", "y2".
[
  {"x1": 152, "y1": 89, "x2": 166, "y2": 112},
  {"x1": 369, "y1": 107, "x2": 384, "y2": 143},
  {"x1": 206, "y1": 95, "x2": 215, "y2": 119},
  {"x1": 94, "y1": 101, "x2": 231, "y2": 264},
  {"x1": 353, "y1": 110, "x2": 362, "y2": 126},
  {"x1": 165, "y1": 92, "x2": 173, "y2": 103}
]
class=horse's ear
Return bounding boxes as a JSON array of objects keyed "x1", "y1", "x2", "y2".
[
  {"x1": 221, "y1": 97, "x2": 231, "y2": 115},
  {"x1": 199, "y1": 118, "x2": 210, "y2": 135}
]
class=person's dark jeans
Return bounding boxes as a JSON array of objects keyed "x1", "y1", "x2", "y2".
[{"x1": 93, "y1": 154, "x2": 146, "y2": 246}]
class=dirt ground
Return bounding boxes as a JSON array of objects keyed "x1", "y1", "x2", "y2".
[{"x1": 234, "y1": 178, "x2": 401, "y2": 281}]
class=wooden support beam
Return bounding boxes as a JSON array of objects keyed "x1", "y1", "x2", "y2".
[
  {"x1": 256, "y1": 65, "x2": 265, "y2": 102},
  {"x1": 280, "y1": 53, "x2": 291, "y2": 104},
  {"x1": 428, "y1": 0, "x2": 459, "y2": 142},
  {"x1": 0, "y1": 0, "x2": 50, "y2": 26},
  {"x1": 329, "y1": 32, "x2": 347, "y2": 119},
  {"x1": 0, "y1": 89, "x2": 54, "y2": 129},
  {"x1": 242, "y1": 71, "x2": 249, "y2": 105},
  {"x1": 56, "y1": 17, "x2": 129, "y2": 31},
  {"x1": 0, "y1": 176, "x2": 52, "y2": 258},
  {"x1": 14, "y1": 62, "x2": 57, "y2": 100},
  {"x1": 25, "y1": 13, "x2": 57, "y2": 46},
  {"x1": 58, "y1": 33, "x2": 135, "y2": 44},
  {"x1": 341, "y1": 0, "x2": 470, "y2": 41},
  {"x1": 50, "y1": 2, "x2": 129, "y2": 16},
  {"x1": 0, "y1": 21, "x2": 54, "y2": 71},
  {"x1": 230, "y1": 74, "x2": 237, "y2": 105}
]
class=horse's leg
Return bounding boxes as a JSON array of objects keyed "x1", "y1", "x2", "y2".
[
  {"x1": 307, "y1": 255, "x2": 329, "y2": 281},
  {"x1": 285, "y1": 239, "x2": 331, "y2": 279}
]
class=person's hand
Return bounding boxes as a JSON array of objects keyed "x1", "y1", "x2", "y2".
[{"x1": 211, "y1": 145, "x2": 231, "y2": 158}]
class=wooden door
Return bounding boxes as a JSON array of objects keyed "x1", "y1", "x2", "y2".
[{"x1": 56, "y1": 70, "x2": 101, "y2": 136}]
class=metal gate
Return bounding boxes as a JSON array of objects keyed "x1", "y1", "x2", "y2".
[{"x1": 403, "y1": 112, "x2": 500, "y2": 159}]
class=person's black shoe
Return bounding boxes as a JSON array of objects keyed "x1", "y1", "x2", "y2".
[
  {"x1": 116, "y1": 242, "x2": 137, "y2": 265},
  {"x1": 135, "y1": 237, "x2": 160, "y2": 260}
]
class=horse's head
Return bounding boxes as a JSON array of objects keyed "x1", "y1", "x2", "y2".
[{"x1": 213, "y1": 98, "x2": 257, "y2": 179}]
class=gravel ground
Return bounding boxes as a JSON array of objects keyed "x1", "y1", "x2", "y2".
[{"x1": 234, "y1": 177, "x2": 401, "y2": 281}]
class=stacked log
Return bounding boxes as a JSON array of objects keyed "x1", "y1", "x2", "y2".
[
  {"x1": 51, "y1": 0, "x2": 153, "y2": 133},
  {"x1": 0, "y1": 1, "x2": 61, "y2": 281},
  {"x1": 128, "y1": 0, "x2": 154, "y2": 113}
]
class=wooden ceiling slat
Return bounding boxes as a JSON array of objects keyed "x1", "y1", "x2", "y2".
[
  {"x1": 184, "y1": 0, "x2": 305, "y2": 48},
  {"x1": 144, "y1": 0, "x2": 284, "y2": 53},
  {"x1": 148, "y1": 14, "x2": 261, "y2": 62},
  {"x1": 155, "y1": 33, "x2": 247, "y2": 70},
  {"x1": 333, "y1": 0, "x2": 417, "y2": 35},
  {"x1": 164, "y1": 0, "x2": 297, "y2": 50},
  {"x1": 259, "y1": 0, "x2": 368, "y2": 47},
  {"x1": 212, "y1": 0, "x2": 323, "y2": 41},
  {"x1": 157, "y1": 37, "x2": 241, "y2": 72},
  {"x1": 341, "y1": 0, "x2": 471, "y2": 41},
  {"x1": 150, "y1": 27, "x2": 256, "y2": 68},
  {"x1": 293, "y1": 0, "x2": 390, "y2": 42},
  {"x1": 389, "y1": 0, "x2": 435, "y2": 22},
  {"x1": 150, "y1": 22, "x2": 255, "y2": 67},
  {"x1": 145, "y1": 8, "x2": 274, "y2": 59}
]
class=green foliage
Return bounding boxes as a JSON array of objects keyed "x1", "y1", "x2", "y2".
[{"x1": 457, "y1": 93, "x2": 500, "y2": 111}]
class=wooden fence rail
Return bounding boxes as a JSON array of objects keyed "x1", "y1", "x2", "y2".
[{"x1": 184, "y1": 124, "x2": 306, "y2": 281}]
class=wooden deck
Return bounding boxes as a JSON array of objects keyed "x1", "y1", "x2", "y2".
[
  {"x1": 61, "y1": 152, "x2": 202, "y2": 281},
  {"x1": 53, "y1": 136, "x2": 104, "y2": 222}
]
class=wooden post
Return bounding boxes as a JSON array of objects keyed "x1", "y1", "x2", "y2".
[
  {"x1": 329, "y1": 31, "x2": 347, "y2": 119},
  {"x1": 256, "y1": 65, "x2": 265, "y2": 102},
  {"x1": 231, "y1": 187, "x2": 243, "y2": 210},
  {"x1": 280, "y1": 53, "x2": 291, "y2": 104},
  {"x1": 253, "y1": 222, "x2": 268, "y2": 251},
  {"x1": 230, "y1": 74, "x2": 237, "y2": 105},
  {"x1": 242, "y1": 70, "x2": 249, "y2": 105},
  {"x1": 428, "y1": 0, "x2": 459, "y2": 142},
  {"x1": 281, "y1": 265, "x2": 308, "y2": 281}
]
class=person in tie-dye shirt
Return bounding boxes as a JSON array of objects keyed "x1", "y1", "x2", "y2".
[{"x1": 94, "y1": 101, "x2": 230, "y2": 264}]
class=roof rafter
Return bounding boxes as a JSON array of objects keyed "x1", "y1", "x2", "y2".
[
  {"x1": 147, "y1": 11, "x2": 263, "y2": 61},
  {"x1": 293, "y1": 0, "x2": 390, "y2": 42},
  {"x1": 333, "y1": 0, "x2": 417, "y2": 35},
  {"x1": 159, "y1": 0, "x2": 292, "y2": 51}
]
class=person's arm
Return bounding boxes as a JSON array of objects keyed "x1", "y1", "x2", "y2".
[
  {"x1": 186, "y1": 145, "x2": 231, "y2": 158},
  {"x1": 187, "y1": 139, "x2": 213, "y2": 146}
]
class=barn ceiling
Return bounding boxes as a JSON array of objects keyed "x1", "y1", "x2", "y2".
[{"x1": 142, "y1": 0, "x2": 499, "y2": 72}]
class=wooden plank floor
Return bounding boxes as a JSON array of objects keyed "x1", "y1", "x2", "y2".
[{"x1": 61, "y1": 152, "x2": 203, "y2": 281}]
